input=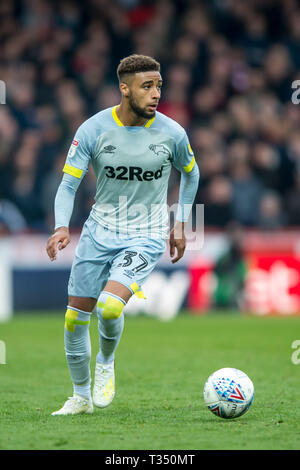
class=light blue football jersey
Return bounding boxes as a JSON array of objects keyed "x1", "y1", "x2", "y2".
[{"x1": 63, "y1": 106, "x2": 196, "y2": 238}]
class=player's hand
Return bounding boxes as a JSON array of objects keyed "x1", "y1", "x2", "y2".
[
  {"x1": 169, "y1": 221, "x2": 186, "y2": 264},
  {"x1": 46, "y1": 227, "x2": 70, "y2": 261}
]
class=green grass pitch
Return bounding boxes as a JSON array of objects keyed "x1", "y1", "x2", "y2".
[{"x1": 0, "y1": 311, "x2": 300, "y2": 450}]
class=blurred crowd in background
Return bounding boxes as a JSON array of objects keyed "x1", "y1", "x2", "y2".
[{"x1": 1, "y1": 0, "x2": 300, "y2": 234}]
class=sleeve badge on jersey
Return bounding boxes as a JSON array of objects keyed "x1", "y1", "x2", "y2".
[{"x1": 68, "y1": 139, "x2": 79, "y2": 158}]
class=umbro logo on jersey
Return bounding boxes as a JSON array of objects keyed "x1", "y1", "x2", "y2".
[
  {"x1": 149, "y1": 144, "x2": 169, "y2": 157},
  {"x1": 103, "y1": 145, "x2": 116, "y2": 154}
]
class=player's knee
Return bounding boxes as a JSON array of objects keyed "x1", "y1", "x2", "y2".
[
  {"x1": 64, "y1": 308, "x2": 90, "y2": 332},
  {"x1": 97, "y1": 295, "x2": 125, "y2": 320}
]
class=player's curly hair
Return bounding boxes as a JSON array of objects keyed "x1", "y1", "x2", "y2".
[{"x1": 117, "y1": 54, "x2": 160, "y2": 83}]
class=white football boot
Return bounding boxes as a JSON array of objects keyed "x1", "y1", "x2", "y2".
[
  {"x1": 93, "y1": 361, "x2": 115, "y2": 408},
  {"x1": 51, "y1": 395, "x2": 94, "y2": 416}
]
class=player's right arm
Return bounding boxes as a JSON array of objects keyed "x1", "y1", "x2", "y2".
[
  {"x1": 46, "y1": 124, "x2": 92, "y2": 261},
  {"x1": 46, "y1": 225, "x2": 70, "y2": 262}
]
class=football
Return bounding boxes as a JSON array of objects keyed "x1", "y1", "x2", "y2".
[{"x1": 203, "y1": 368, "x2": 254, "y2": 419}]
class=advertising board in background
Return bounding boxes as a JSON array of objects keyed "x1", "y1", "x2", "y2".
[{"x1": 1, "y1": 230, "x2": 300, "y2": 320}]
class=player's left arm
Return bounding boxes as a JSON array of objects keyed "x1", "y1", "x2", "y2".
[{"x1": 170, "y1": 133, "x2": 200, "y2": 264}]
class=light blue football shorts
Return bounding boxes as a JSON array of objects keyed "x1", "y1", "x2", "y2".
[{"x1": 68, "y1": 216, "x2": 167, "y2": 299}]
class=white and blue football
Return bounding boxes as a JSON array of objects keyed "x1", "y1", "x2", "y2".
[{"x1": 203, "y1": 368, "x2": 254, "y2": 419}]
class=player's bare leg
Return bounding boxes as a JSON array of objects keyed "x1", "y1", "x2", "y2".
[
  {"x1": 102, "y1": 280, "x2": 133, "y2": 303},
  {"x1": 68, "y1": 296, "x2": 98, "y2": 312},
  {"x1": 52, "y1": 296, "x2": 96, "y2": 416},
  {"x1": 93, "y1": 281, "x2": 132, "y2": 408}
]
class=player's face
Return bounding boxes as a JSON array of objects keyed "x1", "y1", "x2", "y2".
[{"x1": 128, "y1": 71, "x2": 162, "y2": 119}]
